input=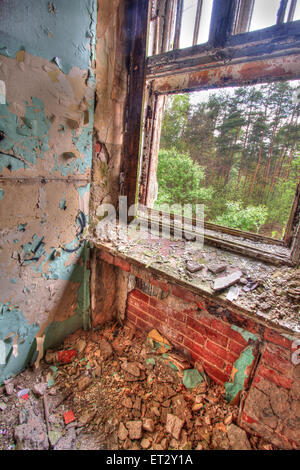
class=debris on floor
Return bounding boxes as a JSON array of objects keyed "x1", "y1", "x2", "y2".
[{"x1": 0, "y1": 321, "x2": 279, "y2": 450}]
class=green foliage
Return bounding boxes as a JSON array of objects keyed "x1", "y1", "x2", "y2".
[
  {"x1": 157, "y1": 80, "x2": 300, "y2": 237},
  {"x1": 155, "y1": 149, "x2": 214, "y2": 208},
  {"x1": 215, "y1": 201, "x2": 268, "y2": 233}
]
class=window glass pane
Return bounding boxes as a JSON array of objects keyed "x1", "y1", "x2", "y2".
[
  {"x1": 180, "y1": 0, "x2": 198, "y2": 49},
  {"x1": 155, "y1": 80, "x2": 300, "y2": 239},
  {"x1": 249, "y1": 0, "x2": 281, "y2": 31},
  {"x1": 197, "y1": 0, "x2": 213, "y2": 44},
  {"x1": 292, "y1": 0, "x2": 300, "y2": 20}
]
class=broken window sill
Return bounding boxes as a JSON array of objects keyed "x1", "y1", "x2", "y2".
[{"x1": 90, "y1": 224, "x2": 300, "y2": 335}]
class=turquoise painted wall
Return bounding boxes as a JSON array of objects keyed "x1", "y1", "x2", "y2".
[{"x1": 0, "y1": 0, "x2": 97, "y2": 383}]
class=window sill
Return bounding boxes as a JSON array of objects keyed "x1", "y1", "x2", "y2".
[{"x1": 90, "y1": 223, "x2": 300, "y2": 335}]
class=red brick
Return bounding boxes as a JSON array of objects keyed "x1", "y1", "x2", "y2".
[
  {"x1": 184, "y1": 327, "x2": 205, "y2": 346},
  {"x1": 261, "y1": 348, "x2": 293, "y2": 377},
  {"x1": 149, "y1": 277, "x2": 170, "y2": 293},
  {"x1": 204, "y1": 326, "x2": 228, "y2": 348},
  {"x1": 206, "y1": 340, "x2": 238, "y2": 365},
  {"x1": 183, "y1": 337, "x2": 203, "y2": 358},
  {"x1": 130, "y1": 289, "x2": 149, "y2": 304},
  {"x1": 187, "y1": 316, "x2": 229, "y2": 348},
  {"x1": 99, "y1": 250, "x2": 114, "y2": 265},
  {"x1": 136, "y1": 308, "x2": 163, "y2": 330},
  {"x1": 159, "y1": 324, "x2": 183, "y2": 344},
  {"x1": 228, "y1": 339, "x2": 246, "y2": 357},
  {"x1": 194, "y1": 295, "x2": 207, "y2": 311},
  {"x1": 196, "y1": 315, "x2": 212, "y2": 328},
  {"x1": 169, "y1": 309, "x2": 186, "y2": 324},
  {"x1": 167, "y1": 317, "x2": 186, "y2": 334},
  {"x1": 225, "y1": 363, "x2": 233, "y2": 376},
  {"x1": 200, "y1": 348, "x2": 225, "y2": 371},
  {"x1": 136, "y1": 317, "x2": 152, "y2": 331},
  {"x1": 202, "y1": 362, "x2": 229, "y2": 385},
  {"x1": 264, "y1": 328, "x2": 292, "y2": 350},
  {"x1": 171, "y1": 285, "x2": 195, "y2": 303},
  {"x1": 128, "y1": 296, "x2": 149, "y2": 313},
  {"x1": 187, "y1": 316, "x2": 206, "y2": 334},
  {"x1": 244, "y1": 319, "x2": 261, "y2": 336},
  {"x1": 148, "y1": 305, "x2": 167, "y2": 323},
  {"x1": 212, "y1": 319, "x2": 248, "y2": 346},
  {"x1": 126, "y1": 310, "x2": 137, "y2": 324},
  {"x1": 114, "y1": 256, "x2": 131, "y2": 272},
  {"x1": 257, "y1": 365, "x2": 293, "y2": 389}
]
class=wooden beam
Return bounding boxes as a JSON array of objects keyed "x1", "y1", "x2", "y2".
[
  {"x1": 209, "y1": 0, "x2": 237, "y2": 47},
  {"x1": 277, "y1": 0, "x2": 289, "y2": 24},
  {"x1": 148, "y1": 52, "x2": 300, "y2": 94},
  {"x1": 173, "y1": 0, "x2": 183, "y2": 50},
  {"x1": 122, "y1": 0, "x2": 150, "y2": 212},
  {"x1": 287, "y1": 0, "x2": 297, "y2": 21},
  {"x1": 193, "y1": 0, "x2": 203, "y2": 46}
]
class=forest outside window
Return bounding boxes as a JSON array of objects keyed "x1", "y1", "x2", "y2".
[
  {"x1": 130, "y1": 0, "x2": 300, "y2": 266},
  {"x1": 154, "y1": 80, "x2": 300, "y2": 241}
]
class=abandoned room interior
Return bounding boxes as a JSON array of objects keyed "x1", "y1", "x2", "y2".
[{"x1": 0, "y1": 0, "x2": 300, "y2": 451}]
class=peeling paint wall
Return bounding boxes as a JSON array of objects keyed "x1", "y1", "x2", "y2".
[{"x1": 0, "y1": 0, "x2": 97, "y2": 382}]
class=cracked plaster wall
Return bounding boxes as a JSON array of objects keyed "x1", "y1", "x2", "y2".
[
  {"x1": 90, "y1": 0, "x2": 128, "y2": 227},
  {"x1": 0, "y1": 0, "x2": 97, "y2": 382}
]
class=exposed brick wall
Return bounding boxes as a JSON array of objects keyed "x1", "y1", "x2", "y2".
[
  {"x1": 127, "y1": 288, "x2": 251, "y2": 385},
  {"x1": 96, "y1": 249, "x2": 300, "y2": 449}
]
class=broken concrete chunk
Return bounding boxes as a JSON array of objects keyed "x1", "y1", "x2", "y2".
[
  {"x1": 165, "y1": 413, "x2": 184, "y2": 440},
  {"x1": 121, "y1": 361, "x2": 140, "y2": 377},
  {"x1": 186, "y1": 261, "x2": 204, "y2": 273},
  {"x1": 243, "y1": 280, "x2": 259, "y2": 292},
  {"x1": 118, "y1": 422, "x2": 128, "y2": 441},
  {"x1": 260, "y1": 302, "x2": 272, "y2": 311},
  {"x1": 14, "y1": 409, "x2": 49, "y2": 450},
  {"x1": 126, "y1": 420, "x2": 143, "y2": 440},
  {"x1": 142, "y1": 418, "x2": 155, "y2": 432},
  {"x1": 77, "y1": 376, "x2": 92, "y2": 392},
  {"x1": 0, "y1": 401, "x2": 7, "y2": 411},
  {"x1": 141, "y1": 438, "x2": 151, "y2": 449},
  {"x1": 122, "y1": 396, "x2": 133, "y2": 409},
  {"x1": 99, "y1": 338, "x2": 113, "y2": 360},
  {"x1": 227, "y1": 424, "x2": 252, "y2": 450},
  {"x1": 33, "y1": 382, "x2": 48, "y2": 397},
  {"x1": 208, "y1": 263, "x2": 227, "y2": 274},
  {"x1": 4, "y1": 382, "x2": 14, "y2": 395},
  {"x1": 226, "y1": 285, "x2": 240, "y2": 301},
  {"x1": 213, "y1": 270, "x2": 243, "y2": 292},
  {"x1": 76, "y1": 339, "x2": 86, "y2": 354},
  {"x1": 53, "y1": 428, "x2": 76, "y2": 450},
  {"x1": 79, "y1": 409, "x2": 96, "y2": 425}
]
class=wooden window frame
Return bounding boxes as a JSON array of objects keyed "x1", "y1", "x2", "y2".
[{"x1": 122, "y1": 0, "x2": 300, "y2": 266}]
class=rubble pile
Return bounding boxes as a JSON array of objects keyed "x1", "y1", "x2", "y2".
[{"x1": 0, "y1": 322, "x2": 277, "y2": 450}]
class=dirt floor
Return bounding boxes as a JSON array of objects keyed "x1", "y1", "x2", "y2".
[{"x1": 0, "y1": 321, "x2": 277, "y2": 451}]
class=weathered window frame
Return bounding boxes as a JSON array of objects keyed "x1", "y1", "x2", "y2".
[{"x1": 122, "y1": 0, "x2": 300, "y2": 267}]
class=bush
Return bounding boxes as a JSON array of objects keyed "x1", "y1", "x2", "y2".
[{"x1": 215, "y1": 201, "x2": 268, "y2": 233}]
